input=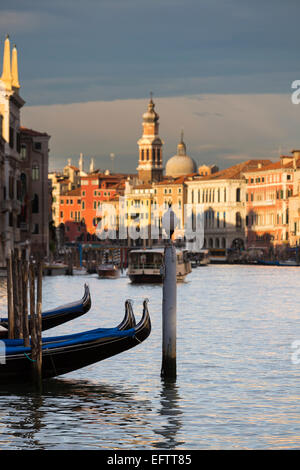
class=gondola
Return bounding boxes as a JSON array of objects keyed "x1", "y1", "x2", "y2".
[
  {"x1": 0, "y1": 299, "x2": 150, "y2": 383},
  {"x1": 0, "y1": 284, "x2": 92, "y2": 339}
]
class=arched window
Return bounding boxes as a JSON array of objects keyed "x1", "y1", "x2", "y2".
[
  {"x1": 32, "y1": 164, "x2": 39, "y2": 181},
  {"x1": 215, "y1": 238, "x2": 220, "y2": 248},
  {"x1": 141, "y1": 149, "x2": 144, "y2": 161},
  {"x1": 222, "y1": 237, "x2": 226, "y2": 248},
  {"x1": 236, "y1": 188, "x2": 241, "y2": 202},
  {"x1": 209, "y1": 238, "x2": 213, "y2": 248}
]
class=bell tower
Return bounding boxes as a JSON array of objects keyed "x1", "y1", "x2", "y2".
[{"x1": 137, "y1": 94, "x2": 163, "y2": 184}]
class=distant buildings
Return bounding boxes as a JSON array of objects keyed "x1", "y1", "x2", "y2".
[
  {"x1": 51, "y1": 94, "x2": 300, "y2": 258},
  {"x1": 186, "y1": 160, "x2": 272, "y2": 251}
]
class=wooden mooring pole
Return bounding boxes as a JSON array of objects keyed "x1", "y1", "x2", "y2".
[
  {"x1": 6, "y1": 251, "x2": 14, "y2": 339},
  {"x1": 6, "y1": 248, "x2": 43, "y2": 388},
  {"x1": 161, "y1": 244, "x2": 177, "y2": 380},
  {"x1": 29, "y1": 260, "x2": 43, "y2": 390}
]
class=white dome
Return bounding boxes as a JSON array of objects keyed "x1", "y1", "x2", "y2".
[{"x1": 165, "y1": 138, "x2": 197, "y2": 177}]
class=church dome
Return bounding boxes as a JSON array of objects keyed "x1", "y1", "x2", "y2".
[{"x1": 165, "y1": 133, "x2": 197, "y2": 178}]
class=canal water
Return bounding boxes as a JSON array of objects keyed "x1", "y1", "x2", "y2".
[{"x1": 0, "y1": 265, "x2": 299, "y2": 449}]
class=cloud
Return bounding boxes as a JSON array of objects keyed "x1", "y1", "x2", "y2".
[
  {"x1": 21, "y1": 93, "x2": 300, "y2": 174},
  {"x1": 0, "y1": 10, "x2": 53, "y2": 33}
]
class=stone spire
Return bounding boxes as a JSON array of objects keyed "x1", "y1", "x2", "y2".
[
  {"x1": 177, "y1": 129, "x2": 187, "y2": 156},
  {"x1": 11, "y1": 44, "x2": 20, "y2": 89},
  {"x1": 89, "y1": 157, "x2": 95, "y2": 173},
  {"x1": 1, "y1": 34, "x2": 12, "y2": 91},
  {"x1": 79, "y1": 152, "x2": 84, "y2": 172}
]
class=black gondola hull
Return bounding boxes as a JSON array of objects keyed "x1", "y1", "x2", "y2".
[
  {"x1": 0, "y1": 301, "x2": 150, "y2": 384},
  {"x1": 0, "y1": 284, "x2": 91, "y2": 339}
]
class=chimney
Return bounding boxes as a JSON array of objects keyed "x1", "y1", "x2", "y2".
[{"x1": 291, "y1": 149, "x2": 300, "y2": 170}]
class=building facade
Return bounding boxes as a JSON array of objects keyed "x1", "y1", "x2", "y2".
[
  {"x1": 186, "y1": 160, "x2": 271, "y2": 252},
  {"x1": 19, "y1": 127, "x2": 50, "y2": 258},
  {"x1": 0, "y1": 35, "x2": 24, "y2": 265},
  {"x1": 244, "y1": 152, "x2": 299, "y2": 255}
]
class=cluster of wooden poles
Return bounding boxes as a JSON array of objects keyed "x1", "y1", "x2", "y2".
[
  {"x1": 63, "y1": 246, "x2": 127, "y2": 275},
  {"x1": 6, "y1": 248, "x2": 43, "y2": 388}
]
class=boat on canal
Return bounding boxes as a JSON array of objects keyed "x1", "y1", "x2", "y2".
[
  {"x1": 127, "y1": 248, "x2": 192, "y2": 283},
  {"x1": 97, "y1": 263, "x2": 120, "y2": 279},
  {"x1": 0, "y1": 299, "x2": 150, "y2": 383},
  {"x1": 189, "y1": 249, "x2": 210, "y2": 267},
  {"x1": 257, "y1": 259, "x2": 299, "y2": 267},
  {"x1": 0, "y1": 284, "x2": 91, "y2": 339}
]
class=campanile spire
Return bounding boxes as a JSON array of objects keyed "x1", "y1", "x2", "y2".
[
  {"x1": 137, "y1": 95, "x2": 164, "y2": 184},
  {"x1": 1, "y1": 34, "x2": 12, "y2": 91},
  {"x1": 11, "y1": 44, "x2": 20, "y2": 89}
]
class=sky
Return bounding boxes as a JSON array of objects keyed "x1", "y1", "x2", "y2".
[{"x1": 2, "y1": 0, "x2": 300, "y2": 172}]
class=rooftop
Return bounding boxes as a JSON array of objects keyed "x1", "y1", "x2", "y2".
[
  {"x1": 191, "y1": 160, "x2": 273, "y2": 181},
  {"x1": 20, "y1": 126, "x2": 49, "y2": 137}
]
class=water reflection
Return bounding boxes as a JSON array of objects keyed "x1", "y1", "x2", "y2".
[
  {"x1": 0, "y1": 378, "x2": 154, "y2": 449},
  {"x1": 152, "y1": 378, "x2": 184, "y2": 449}
]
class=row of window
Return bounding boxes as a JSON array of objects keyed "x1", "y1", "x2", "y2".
[
  {"x1": 190, "y1": 187, "x2": 236, "y2": 204},
  {"x1": 140, "y1": 148, "x2": 161, "y2": 163},
  {"x1": 60, "y1": 198, "x2": 81, "y2": 205},
  {"x1": 60, "y1": 211, "x2": 81, "y2": 221},
  {"x1": 203, "y1": 238, "x2": 226, "y2": 249},
  {"x1": 247, "y1": 188, "x2": 293, "y2": 202},
  {"x1": 246, "y1": 210, "x2": 289, "y2": 226},
  {"x1": 246, "y1": 174, "x2": 291, "y2": 184}
]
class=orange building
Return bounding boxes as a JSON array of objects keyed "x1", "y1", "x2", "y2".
[
  {"x1": 244, "y1": 153, "x2": 299, "y2": 255},
  {"x1": 58, "y1": 188, "x2": 85, "y2": 242},
  {"x1": 59, "y1": 172, "x2": 127, "y2": 242}
]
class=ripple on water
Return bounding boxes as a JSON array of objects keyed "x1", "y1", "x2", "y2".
[{"x1": 0, "y1": 266, "x2": 299, "y2": 449}]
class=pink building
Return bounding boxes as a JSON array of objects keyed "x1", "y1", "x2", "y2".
[{"x1": 244, "y1": 154, "x2": 299, "y2": 256}]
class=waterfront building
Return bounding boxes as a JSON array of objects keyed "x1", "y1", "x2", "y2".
[
  {"x1": 244, "y1": 152, "x2": 300, "y2": 255},
  {"x1": 153, "y1": 175, "x2": 189, "y2": 240},
  {"x1": 19, "y1": 127, "x2": 50, "y2": 258},
  {"x1": 123, "y1": 180, "x2": 154, "y2": 246},
  {"x1": 0, "y1": 35, "x2": 25, "y2": 265},
  {"x1": 57, "y1": 171, "x2": 128, "y2": 242},
  {"x1": 186, "y1": 160, "x2": 271, "y2": 251},
  {"x1": 49, "y1": 156, "x2": 84, "y2": 228},
  {"x1": 58, "y1": 187, "x2": 84, "y2": 243}
]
